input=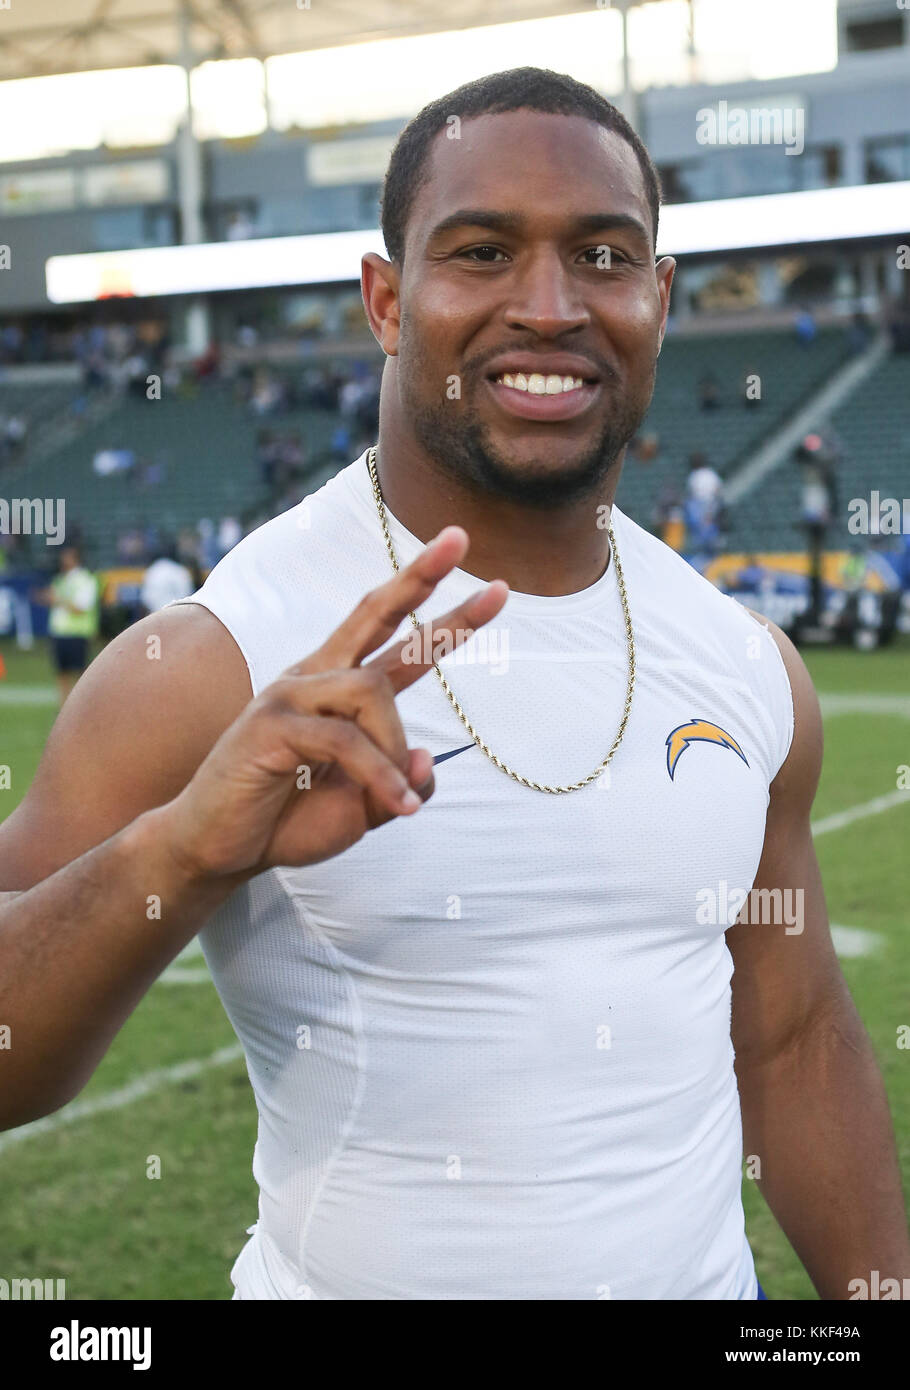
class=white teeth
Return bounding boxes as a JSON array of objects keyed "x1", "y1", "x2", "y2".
[{"x1": 495, "y1": 372, "x2": 585, "y2": 394}]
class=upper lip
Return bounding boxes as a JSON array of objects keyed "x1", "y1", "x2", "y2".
[{"x1": 484, "y1": 354, "x2": 601, "y2": 383}]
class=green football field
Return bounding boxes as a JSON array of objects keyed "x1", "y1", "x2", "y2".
[{"x1": 1, "y1": 635, "x2": 908, "y2": 1300}]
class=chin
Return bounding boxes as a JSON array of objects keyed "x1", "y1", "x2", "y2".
[{"x1": 475, "y1": 435, "x2": 614, "y2": 508}]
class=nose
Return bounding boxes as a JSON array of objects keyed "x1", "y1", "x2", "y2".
[{"x1": 502, "y1": 248, "x2": 591, "y2": 339}]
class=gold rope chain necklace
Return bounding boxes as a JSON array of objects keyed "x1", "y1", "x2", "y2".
[{"x1": 366, "y1": 445, "x2": 636, "y2": 794}]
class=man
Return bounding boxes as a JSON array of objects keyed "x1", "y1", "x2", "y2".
[
  {"x1": 32, "y1": 544, "x2": 99, "y2": 705},
  {"x1": 685, "y1": 451, "x2": 725, "y2": 567},
  {"x1": 140, "y1": 542, "x2": 195, "y2": 616},
  {"x1": 796, "y1": 433, "x2": 838, "y2": 630},
  {"x1": 0, "y1": 67, "x2": 907, "y2": 1301}
]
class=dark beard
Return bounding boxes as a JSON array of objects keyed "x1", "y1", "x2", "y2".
[{"x1": 402, "y1": 373, "x2": 651, "y2": 509}]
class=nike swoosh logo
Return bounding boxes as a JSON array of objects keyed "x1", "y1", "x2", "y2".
[{"x1": 432, "y1": 742, "x2": 476, "y2": 765}]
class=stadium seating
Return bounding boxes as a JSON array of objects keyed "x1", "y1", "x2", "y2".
[
  {"x1": 1, "y1": 325, "x2": 869, "y2": 567},
  {"x1": 729, "y1": 351, "x2": 910, "y2": 553},
  {"x1": 1, "y1": 379, "x2": 346, "y2": 565},
  {"x1": 616, "y1": 326, "x2": 850, "y2": 535},
  {"x1": 0, "y1": 377, "x2": 84, "y2": 463}
]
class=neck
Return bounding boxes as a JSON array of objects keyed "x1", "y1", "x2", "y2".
[{"x1": 371, "y1": 428, "x2": 620, "y2": 598}]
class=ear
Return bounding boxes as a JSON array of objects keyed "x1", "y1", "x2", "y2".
[
  {"x1": 361, "y1": 253, "x2": 402, "y2": 356},
  {"x1": 655, "y1": 256, "x2": 676, "y2": 355}
]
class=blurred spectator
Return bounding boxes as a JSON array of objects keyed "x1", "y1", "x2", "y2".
[
  {"x1": 138, "y1": 456, "x2": 166, "y2": 489},
  {"x1": 685, "y1": 453, "x2": 725, "y2": 562},
  {"x1": 0, "y1": 410, "x2": 28, "y2": 464},
  {"x1": 141, "y1": 543, "x2": 195, "y2": 614},
  {"x1": 217, "y1": 515, "x2": 242, "y2": 559},
  {"x1": 279, "y1": 430, "x2": 306, "y2": 475},
  {"x1": 197, "y1": 518, "x2": 220, "y2": 571},
  {"x1": 795, "y1": 432, "x2": 838, "y2": 625},
  {"x1": 194, "y1": 342, "x2": 221, "y2": 383},
  {"x1": 847, "y1": 310, "x2": 871, "y2": 355},
  {"x1": 116, "y1": 525, "x2": 147, "y2": 563},
  {"x1": 257, "y1": 429, "x2": 281, "y2": 490},
  {"x1": 652, "y1": 477, "x2": 685, "y2": 552},
  {"x1": 698, "y1": 371, "x2": 720, "y2": 410},
  {"x1": 31, "y1": 544, "x2": 100, "y2": 706},
  {"x1": 226, "y1": 209, "x2": 254, "y2": 240},
  {"x1": 794, "y1": 306, "x2": 817, "y2": 347},
  {"x1": 630, "y1": 432, "x2": 660, "y2": 464},
  {"x1": 0, "y1": 323, "x2": 24, "y2": 364},
  {"x1": 93, "y1": 447, "x2": 135, "y2": 477},
  {"x1": 176, "y1": 528, "x2": 206, "y2": 587},
  {"x1": 250, "y1": 368, "x2": 284, "y2": 415},
  {"x1": 330, "y1": 423, "x2": 352, "y2": 460}
]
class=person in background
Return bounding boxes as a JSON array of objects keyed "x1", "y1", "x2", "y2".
[
  {"x1": 653, "y1": 478, "x2": 686, "y2": 552},
  {"x1": 216, "y1": 516, "x2": 243, "y2": 561},
  {"x1": 794, "y1": 306, "x2": 817, "y2": 347},
  {"x1": 684, "y1": 452, "x2": 725, "y2": 567},
  {"x1": 631, "y1": 431, "x2": 661, "y2": 465},
  {"x1": 32, "y1": 545, "x2": 100, "y2": 706},
  {"x1": 697, "y1": 370, "x2": 720, "y2": 410},
  {"x1": 796, "y1": 433, "x2": 838, "y2": 627},
  {"x1": 847, "y1": 309, "x2": 871, "y2": 356},
  {"x1": 140, "y1": 543, "x2": 195, "y2": 616}
]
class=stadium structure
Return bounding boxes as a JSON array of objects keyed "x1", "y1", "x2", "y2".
[{"x1": 0, "y1": 0, "x2": 908, "y2": 648}]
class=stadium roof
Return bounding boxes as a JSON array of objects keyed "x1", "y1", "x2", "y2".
[{"x1": 0, "y1": 0, "x2": 668, "y2": 83}]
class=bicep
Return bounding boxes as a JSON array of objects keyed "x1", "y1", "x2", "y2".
[{"x1": 0, "y1": 603, "x2": 252, "y2": 891}]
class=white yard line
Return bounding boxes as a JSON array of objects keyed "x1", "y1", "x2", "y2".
[
  {"x1": 0, "y1": 1044, "x2": 244, "y2": 1154},
  {"x1": 810, "y1": 788, "x2": 910, "y2": 960},
  {"x1": 158, "y1": 935, "x2": 210, "y2": 985},
  {"x1": 4, "y1": 686, "x2": 910, "y2": 713},
  {"x1": 811, "y1": 789, "x2": 910, "y2": 837},
  {"x1": 0, "y1": 686, "x2": 57, "y2": 706},
  {"x1": 818, "y1": 694, "x2": 910, "y2": 719},
  {"x1": 830, "y1": 925, "x2": 884, "y2": 958},
  {"x1": 3, "y1": 688, "x2": 910, "y2": 712}
]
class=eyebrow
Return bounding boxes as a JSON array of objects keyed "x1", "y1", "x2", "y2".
[{"x1": 426, "y1": 209, "x2": 651, "y2": 245}]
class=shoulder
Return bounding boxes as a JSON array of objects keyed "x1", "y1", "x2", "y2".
[
  {"x1": 741, "y1": 608, "x2": 822, "y2": 807},
  {"x1": 614, "y1": 505, "x2": 750, "y2": 623},
  {"x1": 613, "y1": 508, "x2": 800, "y2": 779}
]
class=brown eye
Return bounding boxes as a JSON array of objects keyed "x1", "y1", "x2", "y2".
[{"x1": 458, "y1": 246, "x2": 508, "y2": 262}]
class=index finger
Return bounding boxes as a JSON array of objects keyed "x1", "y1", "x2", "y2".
[
  {"x1": 308, "y1": 526, "x2": 474, "y2": 671},
  {"x1": 366, "y1": 579, "x2": 509, "y2": 695}
]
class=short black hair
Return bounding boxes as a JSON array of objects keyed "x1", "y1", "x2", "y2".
[{"x1": 380, "y1": 66, "x2": 662, "y2": 266}]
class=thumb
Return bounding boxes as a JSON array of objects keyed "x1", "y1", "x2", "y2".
[{"x1": 407, "y1": 747, "x2": 435, "y2": 802}]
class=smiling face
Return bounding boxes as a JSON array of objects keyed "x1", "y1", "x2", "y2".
[{"x1": 385, "y1": 109, "x2": 674, "y2": 508}]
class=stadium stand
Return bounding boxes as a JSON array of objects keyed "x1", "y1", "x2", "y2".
[
  {"x1": 0, "y1": 350, "x2": 382, "y2": 566},
  {"x1": 615, "y1": 326, "x2": 852, "y2": 536},
  {"x1": 0, "y1": 376, "x2": 86, "y2": 466},
  {"x1": 731, "y1": 350, "x2": 910, "y2": 553},
  {"x1": 1, "y1": 323, "x2": 871, "y2": 568}
]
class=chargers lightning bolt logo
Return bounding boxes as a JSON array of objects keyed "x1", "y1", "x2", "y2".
[{"x1": 665, "y1": 719, "x2": 749, "y2": 781}]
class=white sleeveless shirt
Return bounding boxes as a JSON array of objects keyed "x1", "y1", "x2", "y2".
[{"x1": 180, "y1": 449, "x2": 793, "y2": 1301}]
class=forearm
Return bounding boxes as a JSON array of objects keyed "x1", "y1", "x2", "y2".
[
  {"x1": 737, "y1": 1002, "x2": 910, "y2": 1299},
  {"x1": 0, "y1": 805, "x2": 243, "y2": 1130}
]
